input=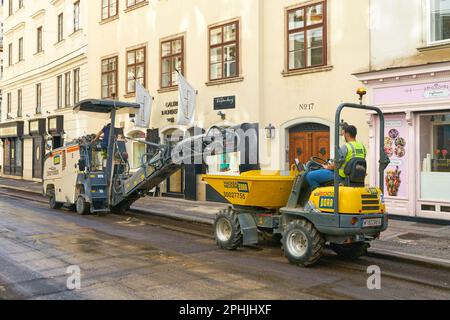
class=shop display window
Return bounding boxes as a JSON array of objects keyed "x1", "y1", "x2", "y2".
[{"x1": 419, "y1": 113, "x2": 450, "y2": 202}]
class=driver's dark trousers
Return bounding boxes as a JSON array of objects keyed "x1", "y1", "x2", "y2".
[{"x1": 305, "y1": 169, "x2": 334, "y2": 191}]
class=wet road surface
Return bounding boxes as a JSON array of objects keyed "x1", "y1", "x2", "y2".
[{"x1": 0, "y1": 192, "x2": 449, "y2": 300}]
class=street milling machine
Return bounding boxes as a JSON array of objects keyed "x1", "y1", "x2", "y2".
[
  {"x1": 203, "y1": 103, "x2": 391, "y2": 266},
  {"x1": 43, "y1": 99, "x2": 184, "y2": 215}
]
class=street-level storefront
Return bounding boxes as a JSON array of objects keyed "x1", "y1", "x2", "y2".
[
  {"x1": 47, "y1": 116, "x2": 65, "y2": 151},
  {"x1": 0, "y1": 122, "x2": 24, "y2": 177},
  {"x1": 29, "y1": 119, "x2": 47, "y2": 179},
  {"x1": 356, "y1": 62, "x2": 450, "y2": 220}
]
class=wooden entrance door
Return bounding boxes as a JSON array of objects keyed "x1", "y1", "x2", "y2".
[{"x1": 289, "y1": 130, "x2": 330, "y2": 166}]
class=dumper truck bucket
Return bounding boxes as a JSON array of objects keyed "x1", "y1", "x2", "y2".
[{"x1": 202, "y1": 170, "x2": 296, "y2": 209}]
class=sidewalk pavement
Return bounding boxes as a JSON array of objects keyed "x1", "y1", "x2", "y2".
[{"x1": 1, "y1": 176, "x2": 449, "y2": 268}]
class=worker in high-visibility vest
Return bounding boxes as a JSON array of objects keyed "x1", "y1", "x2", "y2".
[{"x1": 305, "y1": 125, "x2": 367, "y2": 191}]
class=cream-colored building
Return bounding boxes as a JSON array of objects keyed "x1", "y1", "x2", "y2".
[
  {"x1": 0, "y1": 0, "x2": 98, "y2": 181},
  {"x1": 87, "y1": 0, "x2": 371, "y2": 201},
  {"x1": 355, "y1": 0, "x2": 450, "y2": 220}
]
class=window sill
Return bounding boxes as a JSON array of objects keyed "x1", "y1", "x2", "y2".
[
  {"x1": 417, "y1": 42, "x2": 450, "y2": 52},
  {"x1": 100, "y1": 15, "x2": 119, "y2": 25},
  {"x1": 125, "y1": 1, "x2": 149, "y2": 13},
  {"x1": 124, "y1": 93, "x2": 136, "y2": 99},
  {"x1": 158, "y1": 86, "x2": 178, "y2": 93},
  {"x1": 69, "y1": 29, "x2": 83, "y2": 38},
  {"x1": 34, "y1": 50, "x2": 45, "y2": 56},
  {"x1": 54, "y1": 39, "x2": 66, "y2": 47},
  {"x1": 205, "y1": 77, "x2": 244, "y2": 87},
  {"x1": 282, "y1": 65, "x2": 333, "y2": 77},
  {"x1": 55, "y1": 107, "x2": 72, "y2": 113}
]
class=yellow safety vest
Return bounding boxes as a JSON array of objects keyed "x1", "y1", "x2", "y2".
[{"x1": 339, "y1": 141, "x2": 367, "y2": 178}]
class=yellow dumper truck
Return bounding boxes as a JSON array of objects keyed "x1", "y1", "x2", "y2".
[{"x1": 203, "y1": 103, "x2": 390, "y2": 267}]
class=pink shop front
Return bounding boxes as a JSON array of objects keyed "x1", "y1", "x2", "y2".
[{"x1": 356, "y1": 62, "x2": 450, "y2": 221}]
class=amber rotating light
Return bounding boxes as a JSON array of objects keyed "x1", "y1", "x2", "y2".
[{"x1": 357, "y1": 88, "x2": 367, "y2": 105}]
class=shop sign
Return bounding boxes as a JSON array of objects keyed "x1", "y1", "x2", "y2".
[
  {"x1": 0, "y1": 122, "x2": 24, "y2": 138},
  {"x1": 48, "y1": 116, "x2": 64, "y2": 133},
  {"x1": 374, "y1": 81, "x2": 450, "y2": 105},
  {"x1": 30, "y1": 121, "x2": 39, "y2": 133},
  {"x1": 384, "y1": 114, "x2": 408, "y2": 198},
  {"x1": 0, "y1": 125, "x2": 17, "y2": 137},
  {"x1": 29, "y1": 119, "x2": 46, "y2": 135},
  {"x1": 214, "y1": 96, "x2": 236, "y2": 110},
  {"x1": 423, "y1": 84, "x2": 449, "y2": 99}
]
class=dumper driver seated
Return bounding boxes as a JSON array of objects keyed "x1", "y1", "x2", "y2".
[
  {"x1": 92, "y1": 123, "x2": 111, "y2": 158},
  {"x1": 305, "y1": 125, "x2": 367, "y2": 191}
]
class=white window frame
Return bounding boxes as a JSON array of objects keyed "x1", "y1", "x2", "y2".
[{"x1": 426, "y1": 0, "x2": 450, "y2": 45}]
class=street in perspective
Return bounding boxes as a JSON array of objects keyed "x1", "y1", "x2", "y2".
[{"x1": 0, "y1": 0, "x2": 450, "y2": 304}]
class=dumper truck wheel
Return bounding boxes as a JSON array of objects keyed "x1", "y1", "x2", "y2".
[
  {"x1": 282, "y1": 219, "x2": 325, "y2": 267},
  {"x1": 331, "y1": 242, "x2": 369, "y2": 260},
  {"x1": 48, "y1": 189, "x2": 63, "y2": 210},
  {"x1": 214, "y1": 208, "x2": 243, "y2": 250},
  {"x1": 76, "y1": 196, "x2": 90, "y2": 215}
]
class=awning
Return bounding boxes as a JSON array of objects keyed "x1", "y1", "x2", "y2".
[{"x1": 74, "y1": 99, "x2": 140, "y2": 114}]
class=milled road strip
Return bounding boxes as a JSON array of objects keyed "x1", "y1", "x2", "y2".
[
  {"x1": 0, "y1": 192, "x2": 449, "y2": 299},
  {"x1": 1, "y1": 185, "x2": 448, "y2": 270}
]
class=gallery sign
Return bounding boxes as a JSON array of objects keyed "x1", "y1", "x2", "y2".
[{"x1": 214, "y1": 96, "x2": 236, "y2": 110}]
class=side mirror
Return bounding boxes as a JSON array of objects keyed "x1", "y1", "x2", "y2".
[{"x1": 78, "y1": 159, "x2": 86, "y2": 172}]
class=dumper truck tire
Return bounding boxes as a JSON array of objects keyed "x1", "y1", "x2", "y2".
[
  {"x1": 76, "y1": 196, "x2": 90, "y2": 215},
  {"x1": 282, "y1": 219, "x2": 325, "y2": 267},
  {"x1": 48, "y1": 188, "x2": 63, "y2": 210},
  {"x1": 214, "y1": 208, "x2": 243, "y2": 250},
  {"x1": 331, "y1": 242, "x2": 369, "y2": 260}
]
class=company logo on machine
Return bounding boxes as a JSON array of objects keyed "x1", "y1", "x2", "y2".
[
  {"x1": 319, "y1": 196, "x2": 334, "y2": 209},
  {"x1": 237, "y1": 182, "x2": 249, "y2": 193},
  {"x1": 53, "y1": 155, "x2": 61, "y2": 166},
  {"x1": 223, "y1": 181, "x2": 250, "y2": 193}
]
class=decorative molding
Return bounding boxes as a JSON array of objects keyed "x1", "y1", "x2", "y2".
[
  {"x1": 99, "y1": 15, "x2": 119, "y2": 25},
  {"x1": 158, "y1": 86, "x2": 178, "y2": 94},
  {"x1": 205, "y1": 77, "x2": 244, "y2": 87},
  {"x1": 31, "y1": 9, "x2": 46, "y2": 20},
  {"x1": 405, "y1": 112, "x2": 413, "y2": 126},
  {"x1": 282, "y1": 65, "x2": 333, "y2": 77}
]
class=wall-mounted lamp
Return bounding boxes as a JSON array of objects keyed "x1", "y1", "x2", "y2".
[
  {"x1": 217, "y1": 111, "x2": 226, "y2": 121},
  {"x1": 46, "y1": 111, "x2": 51, "y2": 115},
  {"x1": 265, "y1": 124, "x2": 276, "y2": 139}
]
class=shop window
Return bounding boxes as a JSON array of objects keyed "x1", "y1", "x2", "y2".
[
  {"x1": 421, "y1": 204, "x2": 436, "y2": 211},
  {"x1": 419, "y1": 114, "x2": 450, "y2": 202},
  {"x1": 430, "y1": 0, "x2": 450, "y2": 43},
  {"x1": 287, "y1": 1, "x2": 326, "y2": 71}
]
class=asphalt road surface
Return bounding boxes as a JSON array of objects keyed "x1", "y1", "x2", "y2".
[{"x1": 0, "y1": 191, "x2": 449, "y2": 300}]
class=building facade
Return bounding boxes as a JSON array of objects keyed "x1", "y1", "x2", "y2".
[
  {"x1": 87, "y1": 0, "x2": 372, "y2": 201},
  {"x1": 355, "y1": 0, "x2": 450, "y2": 220},
  {"x1": 0, "y1": 0, "x2": 96, "y2": 181}
]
